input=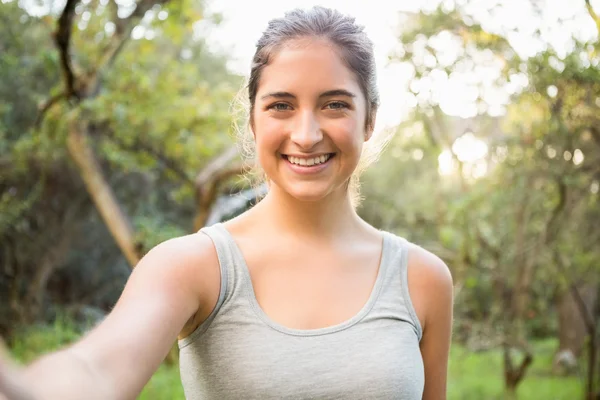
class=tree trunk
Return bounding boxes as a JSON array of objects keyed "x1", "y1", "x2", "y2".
[
  {"x1": 26, "y1": 226, "x2": 76, "y2": 322},
  {"x1": 193, "y1": 148, "x2": 243, "y2": 230},
  {"x1": 66, "y1": 121, "x2": 141, "y2": 267},
  {"x1": 557, "y1": 283, "x2": 598, "y2": 358},
  {"x1": 503, "y1": 340, "x2": 533, "y2": 400},
  {"x1": 504, "y1": 385, "x2": 517, "y2": 400},
  {"x1": 586, "y1": 333, "x2": 598, "y2": 400},
  {"x1": 553, "y1": 250, "x2": 599, "y2": 399},
  {"x1": 510, "y1": 181, "x2": 533, "y2": 337},
  {"x1": 52, "y1": 0, "x2": 170, "y2": 268}
]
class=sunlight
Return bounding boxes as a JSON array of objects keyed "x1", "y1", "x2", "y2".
[
  {"x1": 573, "y1": 149, "x2": 585, "y2": 165},
  {"x1": 452, "y1": 132, "x2": 489, "y2": 163},
  {"x1": 438, "y1": 149, "x2": 455, "y2": 176},
  {"x1": 438, "y1": 132, "x2": 489, "y2": 178}
]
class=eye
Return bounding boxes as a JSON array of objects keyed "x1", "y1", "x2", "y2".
[
  {"x1": 268, "y1": 102, "x2": 293, "y2": 111},
  {"x1": 325, "y1": 101, "x2": 349, "y2": 110}
]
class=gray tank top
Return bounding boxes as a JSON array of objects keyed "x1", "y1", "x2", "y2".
[{"x1": 178, "y1": 223, "x2": 424, "y2": 399}]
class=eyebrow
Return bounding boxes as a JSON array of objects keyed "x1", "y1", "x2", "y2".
[{"x1": 260, "y1": 89, "x2": 357, "y2": 100}]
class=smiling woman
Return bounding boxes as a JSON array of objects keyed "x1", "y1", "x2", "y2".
[
  {"x1": 176, "y1": 6, "x2": 453, "y2": 400},
  {"x1": 0, "y1": 6, "x2": 453, "y2": 400}
]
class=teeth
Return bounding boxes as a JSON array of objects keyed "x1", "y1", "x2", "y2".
[{"x1": 288, "y1": 154, "x2": 331, "y2": 166}]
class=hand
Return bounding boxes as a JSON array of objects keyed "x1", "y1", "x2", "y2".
[{"x1": 0, "y1": 339, "x2": 37, "y2": 400}]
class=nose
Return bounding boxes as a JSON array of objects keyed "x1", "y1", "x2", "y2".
[{"x1": 290, "y1": 110, "x2": 323, "y2": 150}]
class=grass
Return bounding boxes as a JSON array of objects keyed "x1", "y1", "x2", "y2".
[
  {"x1": 8, "y1": 319, "x2": 585, "y2": 399},
  {"x1": 138, "y1": 364, "x2": 184, "y2": 400},
  {"x1": 448, "y1": 338, "x2": 583, "y2": 400}
]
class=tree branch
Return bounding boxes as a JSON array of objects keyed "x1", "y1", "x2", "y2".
[
  {"x1": 89, "y1": 0, "x2": 169, "y2": 80},
  {"x1": 67, "y1": 120, "x2": 141, "y2": 267},
  {"x1": 194, "y1": 164, "x2": 245, "y2": 230},
  {"x1": 54, "y1": 0, "x2": 79, "y2": 99},
  {"x1": 553, "y1": 250, "x2": 597, "y2": 336},
  {"x1": 585, "y1": 0, "x2": 600, "y2": 35},
  {"x1": 543, "y1": 177, "x2": 567, "y2": 245},
  {"x1": 34, "y1": 92, "x2": 66, "y2": 129},
  {"x1": 95, "y1": 124, "x2": 194, "y2": 185},
  {"x1": 192, "y1": 146, "x2": 245, "y2": 230},
  {"x1": 195, "y1": 146, "x2": 241, "y2": 187}
]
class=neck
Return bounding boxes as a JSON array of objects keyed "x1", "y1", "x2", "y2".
[{"x1": 250, "y1": 183, "x2": 364, "y2": 240}]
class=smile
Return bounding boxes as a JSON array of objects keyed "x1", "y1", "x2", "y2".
[
  {"x1": 281, "y1": 153, "x2": 335, "y2": 174},
  {"x1": 284, "y1": 153, "x2": 333, "y2": 166}
]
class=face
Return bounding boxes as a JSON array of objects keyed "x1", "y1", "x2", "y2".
[{"x1": 252, "y1": 38, "x2": 373, "y2": 203}]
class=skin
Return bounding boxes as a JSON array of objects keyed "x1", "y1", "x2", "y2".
[{"x1": 0, "y1": 37, "x2": 453, "y2": 400}]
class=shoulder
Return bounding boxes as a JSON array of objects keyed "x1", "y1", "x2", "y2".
[
  {"x1": 403, "y1": 241, "x2": 453, "y2": 331},
  {"x1": 137, "y1": 231, "x2": 218, "y2": 275},
  {"x1": 131, "y1": 231, "x2": 220, "y2": 303},
  {"x1": 405, "y1": 242, "x2": 452, "y2": 288},
  {"x1": 133, "y1": 231, "x2": 222, "y2": 336}
]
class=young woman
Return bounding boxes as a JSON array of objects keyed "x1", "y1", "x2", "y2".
[{"x1": 0, "y1": 6, "x2": 453, "y2": 400}]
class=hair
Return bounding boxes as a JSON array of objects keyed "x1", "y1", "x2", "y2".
[{"x1": 232, "y1": 6, "x2": 392, "y2": 207}]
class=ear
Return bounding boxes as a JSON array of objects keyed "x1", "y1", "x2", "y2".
[
  {"x1": 249, "y1": 118, "x2": 256, "y2": 140},
  {"x1": 364, "y1": 112, "x2": 377, "y2": 141}
]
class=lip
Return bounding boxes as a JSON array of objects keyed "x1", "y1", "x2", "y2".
[
  {"x1": 283, "y1": 153, "x2": 332, "y2": 159},
  {"x1": 281, "y1": 153, "x2": 334, "y2": 175}
]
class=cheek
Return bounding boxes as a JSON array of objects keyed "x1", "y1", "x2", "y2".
[
  {"x1": 323, "y1": 118, "x2": 363, "y2": 153},
  {"x1": 253, "y1": 112, "x2": 365, "y2": 157},
  {"x1": 253, "y1": 115, "x2": 286, "y2": 158}
]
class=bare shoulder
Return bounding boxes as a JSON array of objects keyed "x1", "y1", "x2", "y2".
[
  {"x1": 142, "y1": 231, "x2": 218, "y2": 269},
  {"x1": 405, "y1": 242, "x2": 453, "y2": 330},
  {"x1": 406, "y1": 243, "x2": 453, "y2": 287},
  {"x1": 140, "y1": 230, "x2": 220, "y2": 299},
  {"x1": 147, "y1": 232, "x2": 222, "y2": 336},
  {"x1": 125, "y1": 231, "x2": 221, "y2": 334}
]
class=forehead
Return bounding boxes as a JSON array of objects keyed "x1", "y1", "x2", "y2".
[{"x1": 257, "y1": 38, "x2": 362, "y2": 97}]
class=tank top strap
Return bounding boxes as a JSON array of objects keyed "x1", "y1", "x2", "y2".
[
  {"x1": 178, "y1": 223, "x2": 241, "y2": 348},
  {"x1": 198, "y1": 222, "x2": 251, "y2": 303},
  {"x1": 376, "y1": 232, "x2": 423, "y2": 341}
]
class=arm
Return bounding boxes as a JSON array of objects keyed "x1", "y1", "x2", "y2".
[
  {"x1": 407, "y1": 245, "x2": 454, "y2": 400},
  {"x1": 2, "y1": 232, "x2": 220, "y2": 400}
]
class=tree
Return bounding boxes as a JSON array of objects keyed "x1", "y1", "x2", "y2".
[{"x1": 0, "y1": 0, "x2": 244, "y2": 333}]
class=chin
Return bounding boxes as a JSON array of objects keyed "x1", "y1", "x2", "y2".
[{"x1": 280, "y1": 181, "x2": 344, "y2": 203}]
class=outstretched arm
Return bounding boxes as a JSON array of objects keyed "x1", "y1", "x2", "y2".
[{"x1": 0, "y1": 232, "x2": 220, "y2": 400}]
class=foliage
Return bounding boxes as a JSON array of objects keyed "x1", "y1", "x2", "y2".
[
  {"x1": 0, "y1": 0, "x2": 242, "y2": 333},
  {"x1": 361, "y1": 0, "x2": 600, "y2": 394}
]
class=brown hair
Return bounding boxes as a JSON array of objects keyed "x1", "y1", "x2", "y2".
[{"x1": 233, "y1": 6, "x2": 389, "y2": 207}]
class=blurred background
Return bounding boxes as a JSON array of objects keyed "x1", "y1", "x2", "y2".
[{"x1": 1, "y1": 0, "x2": 599, "y2": 398}]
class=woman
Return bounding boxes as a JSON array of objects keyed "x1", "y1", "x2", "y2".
[{"x1": 0, "y1": 6, "x2": 453, "y2": 400}]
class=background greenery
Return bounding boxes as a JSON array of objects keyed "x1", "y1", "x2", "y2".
[{"x1": 1, "y1": 0, "x2": 599, "y2": 398}]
